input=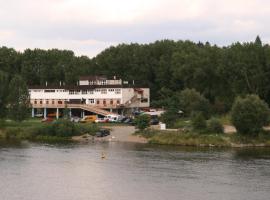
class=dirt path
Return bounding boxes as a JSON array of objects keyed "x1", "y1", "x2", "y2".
[
  {"x1": 73, "y1": 125, "x2": 147, "y2": 143},
  {"x1": 100, "y1": 126, "x2": 147, "y2": 143}
]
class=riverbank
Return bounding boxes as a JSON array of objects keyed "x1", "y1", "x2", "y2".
[
  {"x1": 0, "y1": 119, "x2": 99, "y2": 142},
  {"x1": 0, "y1": 119, "x2": 145, "y2": 143},
  {"x1": 135, "y1": 129, "x2": 270, "y2": 147},
  {"x1": 72, "y1": 126, "x2": 147, "y2": 143}
]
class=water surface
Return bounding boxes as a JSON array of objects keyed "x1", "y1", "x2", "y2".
[{"x1": 0, "y1": 140, "x2": 270, "y2": 200}]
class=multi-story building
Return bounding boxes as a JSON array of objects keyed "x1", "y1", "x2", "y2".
[{"x1": 29, "y1": 76, "x2": 150, "y2": 118}]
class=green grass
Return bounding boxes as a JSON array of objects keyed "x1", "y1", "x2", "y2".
[
  {"x1": 172, "y1": 118, "x2": 192, "y2": 129},
  {"x1": 136, "y1": 129, "x2": 270, "y2": 147},
  {"x1": 217, "y1": 114, "x2": 232, "y2": 125},
  {"x1": 0, "y1": 118, "x2": 99, "y2": 142}
]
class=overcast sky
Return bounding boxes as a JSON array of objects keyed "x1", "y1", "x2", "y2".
[{"x1": 0, "y1": 0, "x2": 269, "y2": 57}]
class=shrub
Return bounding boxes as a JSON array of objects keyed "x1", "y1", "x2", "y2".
[
  {"x1": 134, "y1": 114, "x2": 150, "y2": 130},
  {"x1": 0, "y1": 119, "x2": 5, "y2": 128},
  {"x1": 160, "y1": 108, "x2": 179, "y2": 128},
  {"x1": 178, "y1": 88, "x2": 211, "y2": 118},
  {"x1": 207, "y1": 118, "x2": 224, "y2": 133},
  {"x1": 231, "y1": 95, "x2": 270, "y2": 135},
  {"x1": 191, "y1": 112, "x2": 207, "y2": 130}
]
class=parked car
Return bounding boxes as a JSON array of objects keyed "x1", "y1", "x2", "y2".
[
  {"x1": 80, "y1": 115, "x2": 97, "y2": 123},
  {"x1": 70, "y1": 116, "x2": 81, "y2": 123},
  {"x1": 95, "y1": 129, "x2": 110, "y2": 137},
  {"x1": 150, "y1": 118, "x2": 159, "y2": 125},
  {"x1": 41, "y1": 117, "x2": 54, "y2": 123},
  {"x1": 35, "y1": 113, "x2": 43, "y2": 118},
  {"x1": 104, "y1": 114, "x2": 121, "y2": 123},
  {"x1": 95, "y1": 118, "x2": 109, "y2": 123},
  {"x1": 123, "y1": 118, "x2": 135, "y2": 126}
]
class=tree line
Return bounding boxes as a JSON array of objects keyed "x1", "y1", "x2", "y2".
[{"x1": 1, "y1": 36, "x2": 270, "y2": 121}]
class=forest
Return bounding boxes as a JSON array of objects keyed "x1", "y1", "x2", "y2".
[{"x1": 0, "y1": 36, "x2": 270, "y2": 116}]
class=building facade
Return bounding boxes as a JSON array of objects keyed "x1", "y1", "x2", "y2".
[{"x1": 29, "y1": 76, "x2": 150, "y2": 118}]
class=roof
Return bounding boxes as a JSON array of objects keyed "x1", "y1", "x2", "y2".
[{"x1": 29, "y1": 84, "x2": 148, "y2": 90}]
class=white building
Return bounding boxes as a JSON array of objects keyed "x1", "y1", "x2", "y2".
[{"x1": 29, "y1": 76, "x2": 150, "y2": 118}]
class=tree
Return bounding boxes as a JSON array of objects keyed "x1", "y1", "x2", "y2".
[
  {"x1": 7, "y1": 75, "x2": 30, "y2": 121},
  {"x1": 207, "y1": 117, "x2": 224, "y2": 133},
  {"x1": 177, "y1": 88, "x2": 211, "y2": 118},
  {"x1": 191, "y1": 112, "x2": 207, "y2": 130},
  {"x1": 160, "y1": 108, "x2": 179, "y2": 128},
  {"x1": 134, "y1": 114, "x2": 150, "y2": 130},
  {"x1": 231, "y1": 95, "x2": 270, "y2": 135},
  {"x1": 0, "y1": 71, "x2": 9, "y2": 119}
]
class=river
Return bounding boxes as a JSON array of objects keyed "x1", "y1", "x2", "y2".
[{"x1": 0, "y1": 140, "x2": 270, "y2": 200}]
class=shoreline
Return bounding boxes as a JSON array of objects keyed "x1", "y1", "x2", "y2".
[{"x1": 1, "y1": 124, "x2": 270, "y2": 148}]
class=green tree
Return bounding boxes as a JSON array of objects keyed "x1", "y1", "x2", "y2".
[
  {"x1": 7, "y1": 75, "x2": 30, "y2": 121},
  {"x1": 207, "y1": 117, "x2": 224, "y2": 133},
  {"x1": 231, "y1": 95, "x2": 270, "y2": 135},
  {"x1": 0, "y1": 71, "x2": 9, "y2": 119},
  {"x1": 177, "y1": 88, "x2": 211, "y2": 118},
  {"x1": 191, "y1": 112, "x2": 207, "y2": 130},
  {"x1": 160, "y1": 108, "x2": 179, "y2": 128},
  {"x1": 134, "y1": 114, "x2": 150, "y2": 130}
]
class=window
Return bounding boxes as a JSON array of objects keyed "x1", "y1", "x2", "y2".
[
  {"x1": 117, "y1": 100, "x2": 120, "y2": 104},
  {"x1": 95, "y1": 89, "x2": 101, "y2": 92},
  {"x1": 101, "y1": 89, "x2": 107, "y2": 94},
  {"x1": 115, "y1": 89, "x2": 121, "y2": 94},
  {"x1": 96, "y1": 100, "x2": 100, "y2": 105},
  {"x1": 52, "y1": 101, "x2": 55, "y2": 104},
  {"x1": 100, "y1": 80, "x2": 107, "y2": 85},
  {"x1": 108, "y1": 89, "x2": 115, "y2": 92},
  {"x1": 34, "y1": 101, "x2": 37, "y2": 104},
  {"x1": 110, "y1": 99, "x2": 113, "y2": 105},
  {"x1": 40, "y1": 100, "x2": 43, "y2": 104},
  {"x1": 70, "y1": 90, "x2": 80, "y2": 94},
  {"x1": 89, "y1": 99, "x2": 95, "y2": 104},
  {"x1": 89, "y1": 80, "x2": 94, "y2": 85},
  {"x1": 141, "y1": 98, "x2": 148, "y2": 103},
  {"x1": 46, "y1": 100, "x2": 49, "y2": 104},
  {"x1": 103, "y1": 100, "x2": 106, "y2": 105},
  {"x1": 44, "y1": 90, "x2": 55, "y2": 93},
  {"x1": 33, "y1": 90, "x2": 42, "y2": 92},
  {"x1": 88, "y1": 90, "x2": 94, "y2": 94},
  {"x1": 82, "y1": 90, "x2": 87, "y2": 94},
  {"x1": 58, "y1": 101, "x2": 63, "y2": 104}
]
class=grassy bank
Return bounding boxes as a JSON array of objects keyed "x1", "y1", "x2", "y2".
[
  {"x1": 0, "y1": 119, "x2": 99, "y2": 142},
  {"x1": 136, "y1": 129, "x2": 270, "y2": 147}
]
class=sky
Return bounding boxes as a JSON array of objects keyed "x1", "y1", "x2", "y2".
[{"x1": 0, "y1": 0, "x2": 270, "y2": 57}]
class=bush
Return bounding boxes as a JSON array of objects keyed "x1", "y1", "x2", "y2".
[
  {"x1": 178, "y1": 88, "x2": 211, "y2": 118},
  {"x1": 191, "y1": 112, "x2": 207, "y2": 130},
  {"x1": 35, "y1": 120, "x2": 81, "y2": 137},
  {"x1": 134, "y1": 114, "x2": 150, "y2": 130},
  {"x1": 0, "y1": 119, "x2": 5, "y2": 128},
  {"x1": 207, "y1": 118, "x2": 224, "y2": 133},
  {"x1": 231, "y1": 95, "x2": 270, "y2": 135},
  {"x1": 160, "y1": 108, "x2": 179, "y2": 128}
]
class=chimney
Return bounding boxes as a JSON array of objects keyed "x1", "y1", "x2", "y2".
[
  {"x1": 114, "y1": 75, "x2": 116, "y2": 80},
  {"x1": 133, "y1": 80, "x2": 135, "y2": 85},
  {"x1": 45, "y1": 81, "x2": 48, "y2": 86},
  {"x1": 60, "y1": 81, "x2": 62, "y2": 86}
]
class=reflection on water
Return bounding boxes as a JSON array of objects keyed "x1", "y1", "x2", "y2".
[{"x1": 0, "y1": 140, "x2": 270, "y2": 200}]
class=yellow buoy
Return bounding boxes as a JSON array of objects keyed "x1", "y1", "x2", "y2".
[{"x1": 101, "y1": 152, "x2": 106, "y2": 159}]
